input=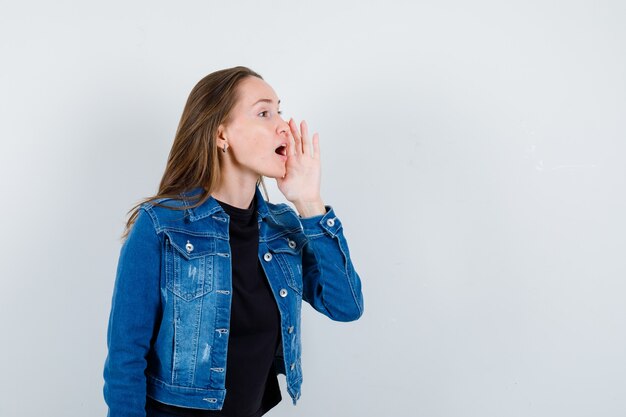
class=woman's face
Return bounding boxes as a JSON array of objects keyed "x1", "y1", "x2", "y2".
[{"x1": 219, "y1": 76, "x2": 290, "y2": 180}]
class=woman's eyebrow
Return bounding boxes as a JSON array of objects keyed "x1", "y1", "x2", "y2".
[{"x1": 252, "y1": 98, "x2": 281, "y2": 106}]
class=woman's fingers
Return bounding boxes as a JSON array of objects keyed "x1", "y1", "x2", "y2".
[
  {"x1": 312, "y1": 132, "x2": 320, "y2": 158},
  {"x1": 289, "y1": 118, "x2": 302, "y2": 155},
  {"x1": 288, "y1": 118, "x2": 318, "y2": 157},
  {"x1": 287, "y1": 125, "x2": 297, "y2": 157},
  {"x1": 300, "y1": 120, "x2": 310, "y2": 155}
]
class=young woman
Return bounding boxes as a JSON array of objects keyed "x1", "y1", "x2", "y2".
[{"x1": 103, "y1": 66, "x2": 364, "y2": 417}]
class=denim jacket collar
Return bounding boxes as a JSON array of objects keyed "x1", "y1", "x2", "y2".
[{"x1": 178, "y1": 185, "x2": 276, "y2": 224}]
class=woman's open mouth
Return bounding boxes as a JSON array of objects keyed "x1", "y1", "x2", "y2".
[{"x1": 275, "y1": 144, "x2": 287, "y2": 160}]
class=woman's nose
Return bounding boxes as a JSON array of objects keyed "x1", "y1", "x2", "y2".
[{"x1": 277, "y1": 118, "x2": 289, "y2": 136}]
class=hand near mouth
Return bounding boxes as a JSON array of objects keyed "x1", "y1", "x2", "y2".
[{"x1": 277, "y1": 118, "x2": 325, "y2": 218}]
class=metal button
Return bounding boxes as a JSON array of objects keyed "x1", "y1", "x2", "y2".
[
  {"x1": 288, "y1": 240, "x2": 297, "y2": 249},
  {"x1": 290, "y1": 363, "x2": 296, "y2": 371},
  {"x1": 288, "y1": 326, "x2": 294, "y2": 334},
  {"x1": 263, "y1": 252, "x2": 272, "y2": 262},
  {"x1": 326, "y1": 218, "x2": 335, "y2": 227},
  {"x1": 279, "y1": 288, "x2": 288, "y2": 298},
  {"x1": 185, "y1": 240, "x2": 194, "y2": 253}
]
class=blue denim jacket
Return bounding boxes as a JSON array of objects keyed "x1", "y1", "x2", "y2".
[{"x1": 103, "y1": 186, "x2": 364, "y2": 417}]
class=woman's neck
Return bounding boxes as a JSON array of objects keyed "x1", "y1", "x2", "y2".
[{"x1": 211, "y1": 174, "x2": 258, "y2": 209}]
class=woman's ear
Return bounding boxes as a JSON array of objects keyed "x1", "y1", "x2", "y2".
[{"x1": 216, "y1": 124, "x2": 228, "y2": 150}]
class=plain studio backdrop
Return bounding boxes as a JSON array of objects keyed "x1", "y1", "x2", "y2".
[{"x1": 1, "y1": 1, "x2": 625, "y2": 416}]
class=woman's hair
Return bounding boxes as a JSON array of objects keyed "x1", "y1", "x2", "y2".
[{"x1": 121, "y1": 65, "x2": 268, "y2": 240}]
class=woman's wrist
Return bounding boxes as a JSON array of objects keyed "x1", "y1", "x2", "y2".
[{"x1": 294, "y1": 199, "x2": 326, "y2": 218}]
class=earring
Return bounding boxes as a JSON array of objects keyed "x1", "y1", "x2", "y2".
[{"x1": 222, "y1": 143, "x2": 228, "y2": 153}]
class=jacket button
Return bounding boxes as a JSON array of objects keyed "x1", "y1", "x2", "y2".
[
  {"x1": 279, "y1": 288, "x2": 288, "y2": 297},
  {"x1": 288, "y1": 326, "x2": 294, "y2": 334},
  {"x1": 288, "y1": 240, "x2": 297, "y2": 249},
  {"x1": 185, "y1": 240, "x2": 194, "y2": 253},
  {"x1": 263, "y1": 252, "x2": 272, "y2": 262},
  {"x1": 326, "y1": 218, "x2": 335, "y2": 227},
  {"x1": 290, "y1": 362, "x2": 296, "y2": 371}
]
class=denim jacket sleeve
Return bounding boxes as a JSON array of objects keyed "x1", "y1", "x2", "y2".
[
  {"x1": 103, "y1": 207, "x2": 161, "y2": 417},
  {"x1": 299, "y1": 205, "x2": 364, "y2": 321}
]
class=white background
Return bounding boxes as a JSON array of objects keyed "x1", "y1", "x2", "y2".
[{"x1": 1, "y1": 1, "x2": 625, "y2": 416}]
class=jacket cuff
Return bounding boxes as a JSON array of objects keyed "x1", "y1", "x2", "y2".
[{"x1": 299, "y1": 205, "x2": 342, "y2": 238}]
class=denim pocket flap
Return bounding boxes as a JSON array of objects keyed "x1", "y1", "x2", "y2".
[
  {"x1": 267, "y1": 233, "x2": 307, "y2": 255},
  {"x1": 164, "y1": 230, "x2": 216, "y2": 259}
]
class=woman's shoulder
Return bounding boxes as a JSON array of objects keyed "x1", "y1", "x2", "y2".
[
  {"x1": 139, "y1": 196, "x2": 185, "y2": 211},
  {"x1": 135, "y1": 196, "x2": 190, "y2": 230}
]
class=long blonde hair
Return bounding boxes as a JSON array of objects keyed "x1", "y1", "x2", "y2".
[{"x1": 121, "y1": 66, "x2": 268, "y2": 240}]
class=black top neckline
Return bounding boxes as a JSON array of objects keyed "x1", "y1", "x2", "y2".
[{"x1": 215, "y1": 197, "x2": 256, "y2": 222}]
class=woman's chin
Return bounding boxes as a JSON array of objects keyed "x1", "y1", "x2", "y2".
[{"x1": 264, "y1": 167, "x2": 286, "y2": 179}]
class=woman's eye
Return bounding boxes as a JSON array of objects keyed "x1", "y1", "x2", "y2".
[{"x1": 259, "y1": 110, "x2": 282, "y2": 117}]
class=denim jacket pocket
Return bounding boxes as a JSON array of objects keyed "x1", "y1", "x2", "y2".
[
  {"x1": 267, "y1": 232, "x2": 308, "y2": 294},
  {"x1": 164, "y1": 230, "x2": 215, "y2": 300}
]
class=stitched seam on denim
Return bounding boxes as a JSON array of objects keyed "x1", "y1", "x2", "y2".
[
  {"x1": 172, "y1": 294, "x2": 179, "y2": 385},
  {"x1": 210, "y1": 258, "x2": 226, "y2": 386},
  {"x1": 147, "y1": 373, "x2": 225, "y2": 393},
  {"x1": 276, "y1": 254, "x2": 302, "y2": 295},
  {"x1": 144, "y1": 206, "x2": 161, "y2": 231},
  {"x1": 168, "y1": 243, "x2": 217, "y2": 262},
  {"x1": 168, "y1": 253, "x2": 211, "y2": 300},
  {"x1": 273, "y1": 206, "x2": 293, "y2": 214},
  {"x1": 265, "y1": 239, "x2": 304, "y2": 256},
  {"x1": 158, "y1": 227, "x2": 225, "y2": 238},
  {"x1": 286, "y1": 377, "x2": 303, "y2": 398},
  {"x1": 268, "y1": 204, "x2": 294, "y2": 215},
  {"x1": 303, "y1": 222, "x2": 343, "y2": 239},
  {"x1": 337, "y1": 235, "x2": 363, "y2": 316},
  {"x1": 179, "y1": 193, "x2": 222, "y2": 222},
  {"x1": 163, "y1": 236, "x2": 175, "y2": 385},
  {"x1": 263, "y1": 204, "x2": 303, "y2": 226},
  {"x1": 258, "y1": 227, "x2": 303, "y2": 242},
  {"x1": 188, "y1": 290, "x2": 204, "y2": 384},
  {"x1": 289, "y1": 376, "x2": 303, "y2": 384},
  {"x1": 167, "y1": 243, "x2": 216, "y2": 261},
  {"x1": 323, "y1": 220, "x2": 341, "y2": 238},
  {"x1": 309, "y1": 238, "x2": 327, "y2": 313},
  {"x1": 190, "y1": 210, "x2": 220, "y2": 221}
]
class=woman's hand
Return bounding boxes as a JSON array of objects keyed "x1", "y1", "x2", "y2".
[{"x1": 276, "y1": 118, "x2": 326, "y2": 218}]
